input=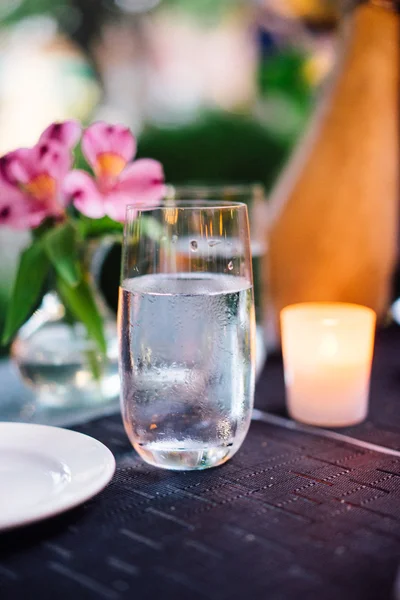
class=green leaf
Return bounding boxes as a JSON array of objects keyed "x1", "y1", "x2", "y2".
[
  {"x1": 44, "y1": 222, "x2": 82, "y2": 287},
  {"x1": 76, "y1": 214, "x2": 162, "y2": 243},
  {"x1": 57, "y1": 276, "x2": 107, "y2": 354},
  {"x1": 2, "y1": 242, "x2": 50, "y2": 345},
  {"x1": 140, "y1": 216, "x2": 165, "y2": 241},
  {"x1": 85, "y1": 348, "x2": 104, "y2": 382},
  {"x1": 77, "y1": 216, "x2": 123, "y2": 239}
]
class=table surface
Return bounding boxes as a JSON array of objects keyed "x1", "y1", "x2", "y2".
[{"x1": 1, "y1": 327, "x2": 400, "y2": 600}]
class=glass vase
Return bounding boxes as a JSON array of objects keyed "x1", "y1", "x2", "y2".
[{"x1": 11, "y1": 242, "x2": 119, "y2": 409}]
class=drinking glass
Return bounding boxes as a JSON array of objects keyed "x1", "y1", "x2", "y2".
[
  {"x1": 119, "y1": 200, "x2": 255, "y2": 470},
  {"x1": 166, "y1": 184, "x2": 268, "y2": 376}
]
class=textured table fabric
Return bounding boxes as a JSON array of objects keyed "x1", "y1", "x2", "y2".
[
  {"x1": 1, "y1": 326, "x2": 400, "y2": 600},
  {"x1": 1, "y1": 414, "x2": 400, "y2": 600}
]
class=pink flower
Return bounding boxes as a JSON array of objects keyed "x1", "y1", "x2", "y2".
[
  {"x1": 0, "y1": 120, "x2": 81, "y2": 229},
  {"x1": 39, "y1": 120, "x2": 81, "y2": 149},
  {"x1": 64, "y1": 122, "x2": 165, "y2": 222},
  {"x1": 0, "y1": 179, "x2": 36, "y2": 230}
]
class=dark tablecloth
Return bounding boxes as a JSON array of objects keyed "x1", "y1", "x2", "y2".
[{"x1": 1, "y1": 327, "x2": 400, "y2": 600}]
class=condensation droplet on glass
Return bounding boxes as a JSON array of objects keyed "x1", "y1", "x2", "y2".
[
  {"x1": 190, "y1": 240, "x2": 198, "y2": 252},
  {"x1": 228, "y1": 261, "x2": 233, "y2": 271},
  {"x1": 172, "y1": 234, "x2": 178, "y2": 243}
]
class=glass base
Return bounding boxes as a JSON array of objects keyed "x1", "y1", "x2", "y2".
[{"x1": 134, "y1": 440, "x2": 232, "y2": 471}]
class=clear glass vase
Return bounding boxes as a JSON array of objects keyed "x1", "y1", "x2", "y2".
[{"x1": 11, "y1": 242, "x2": 120, "y2": 409}]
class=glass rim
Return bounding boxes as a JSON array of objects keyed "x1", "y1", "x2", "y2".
[{"x1": 125, "y1": 200, "x2": 248, "y2": 214}]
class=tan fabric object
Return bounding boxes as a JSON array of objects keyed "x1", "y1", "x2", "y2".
[{"x1": 267, "y1": 4, "x2": 399, "y2": 333}]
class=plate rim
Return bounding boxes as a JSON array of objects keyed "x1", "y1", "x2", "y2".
[{"x1": 0, "y1": 422, "x2": 116, "y2": 532}]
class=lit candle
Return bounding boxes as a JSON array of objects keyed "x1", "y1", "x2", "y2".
[{"x1": 280, "y1": 303, "x2": 376, "y2": 427}]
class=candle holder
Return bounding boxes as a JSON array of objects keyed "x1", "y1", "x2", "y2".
[{"x1": 280, "y1": 303, "x2": 376, "y2": 427}]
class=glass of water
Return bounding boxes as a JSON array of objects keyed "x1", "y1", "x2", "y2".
[{"x1": 118, "y1": 200, "x2": 255, "y2": 470}]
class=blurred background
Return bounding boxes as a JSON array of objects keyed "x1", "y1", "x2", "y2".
[{"x1": 0, "y1": 0, "x2": 340, "y2": 344}]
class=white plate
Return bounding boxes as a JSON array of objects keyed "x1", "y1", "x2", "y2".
[{"x1": 0, "y1": 423, "x2": 116, "y2": 531}]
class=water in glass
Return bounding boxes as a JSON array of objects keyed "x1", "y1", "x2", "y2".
[{"x1": 119, "y1": 201, "x2": 255, "y2": 470}]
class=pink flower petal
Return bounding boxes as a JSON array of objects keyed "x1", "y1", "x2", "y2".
[
  {"x1": 82, "y1": 122, "x2": 136, "y2": 171},
  {"x1": 116, "y1": 159, "x2": 166, "y2": 204},
  {"x1": 0, "y1": 180, "x2": 47, "y2": 230},
  {"x1": 0, "y1": 142, "x2": 72, "y2": 188},
  {"x1": 63, "y1": 170, "x2": 106, "y2": 219},
  {"x1": 0, "y1": 149, "x2": 31, "y2": 185},
  {"x1": 39, "y1": 120, "x2": 81, "y2": 150},
  {"x1": 103, "y1": 190, "x2": 138, "y2": 222},
  {"x1": 0, "y1": 188, "x2": 28, "y2": 229},
  {"x1": 0, "y1": 139, "x2": 73, "y2": 225},
  {"x1": 33, "y1": 141, "x2": 73, "y2": 182},
  {"x1": 103, "y1": 160, "x2": 165, "y2": 222}
]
